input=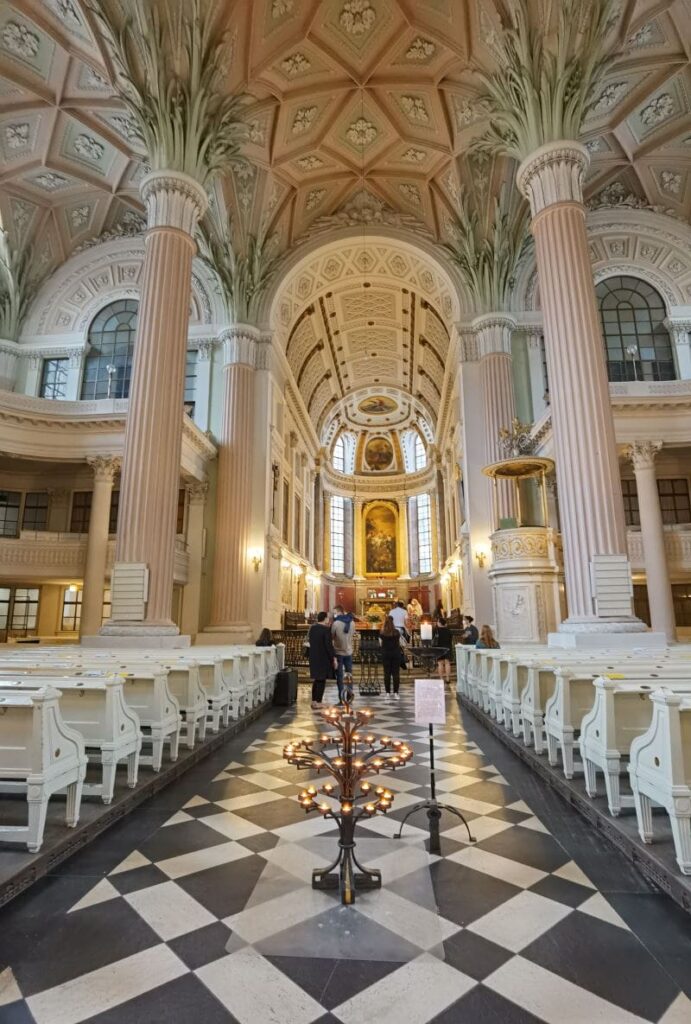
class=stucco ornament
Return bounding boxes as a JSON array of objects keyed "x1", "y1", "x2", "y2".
[
  {"x1": 640, "y1": 94, "x2": 675, "y2": 127},
  {"x1": 339, "y1": 0, "x2": 376, "y2": 36},
  {"x1": 2, "y1": 22, "x2": 40, "y2": 59},
  {"x1": 346, "y1": 118, "x2": 377, "y2": 146},
  {"x1": 74, "y1": 134, "x2": 105, "y2": 160}
]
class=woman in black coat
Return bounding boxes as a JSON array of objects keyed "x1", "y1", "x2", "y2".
[{"x1": 308, "y1": 612, "x2": 337, "y2": 708}]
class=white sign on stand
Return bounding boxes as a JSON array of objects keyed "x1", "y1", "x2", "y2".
[{"x1": 414, "y1": 679, "x2": 446, "y2": 726}]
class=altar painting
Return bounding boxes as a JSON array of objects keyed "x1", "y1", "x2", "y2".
[{"x1": 365, "y1": 504, "x2": 397, "y2": 575}]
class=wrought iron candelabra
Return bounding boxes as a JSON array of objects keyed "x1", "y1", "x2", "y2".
[{"x1": 283, "y1": 702, "x2": 413, "y2": 905}]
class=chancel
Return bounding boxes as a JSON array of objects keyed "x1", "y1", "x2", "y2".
[{"x1": 0, "y1": 0, "x2": 690, "y2": 1021}]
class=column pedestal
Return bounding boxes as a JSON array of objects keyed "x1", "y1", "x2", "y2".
[
  {"x1": 517, "y1": 142, "x2": 646, "y2": 639},
  {"x1": 100, "y1": 170, "x2": 207, "y2": 644}
]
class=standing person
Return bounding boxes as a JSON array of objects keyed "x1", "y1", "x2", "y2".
[
  {"x1": 461, "y1": 615, "x2": 479, "y2": 645},
  {"x1": 255, "y1": 628, "x2": 274, "y2": 646},
  {"x1": 476, "y1": 624, "x2": 500, "y2": 649},
  {"x1": 389, "y1": 601, "x2": 410, "y2": 642},
  {"x1": 308, "y1": 612, "x2": 337, "y2": 709},
  {"x1": 379, "y1": 615, "x2": 402, "y2": 700},
  {"x1": 332, "y1": 604, "x2": 356, "y2": 706},
  {"x1": 434, "y1": 615, "x2": 452, "y2": 684},
  {"x1": 433, "y1": 599, "x2": 445, "y2": 624}
]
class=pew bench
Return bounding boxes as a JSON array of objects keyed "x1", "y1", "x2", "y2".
[
  {"x1": 629, "y1": 689, "x2": 691, "y2": 875},
  {"x1": 0, "y1": 676, "x2": 140, "y2": 804},
  {"x1": 0, "y1": 686, "x2": 87, "y2": 852},
  {"x1": 579, "y1": 676, "x2": 691, "y2": 816}
]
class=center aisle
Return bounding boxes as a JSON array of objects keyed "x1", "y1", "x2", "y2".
[{"x1": 1, "y1": 687, "x2": 689, "y2": 1024}]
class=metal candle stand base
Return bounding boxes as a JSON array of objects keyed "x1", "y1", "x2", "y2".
[
  {"x1": 283, "y1": 701, "x2": 412, "y2": 905},
  {"x1": 312, "y1": 816, "x2": 381, "y2": 905},
  {"x1": 395, "y1": 722, "x2": 476, "y2": 854}
]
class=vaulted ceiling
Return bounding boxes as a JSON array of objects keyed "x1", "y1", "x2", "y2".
[{"x1": 0, "y1": 0, "x2": 689, "y2": 281}]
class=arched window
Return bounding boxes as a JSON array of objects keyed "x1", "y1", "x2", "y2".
[
  {"x1": 330, "y1": 495, "x2": 345, "y2": 573},
  {"x1": 596, "y1": 276, "x2": 674, "y2": 382},
  {"x1": 81, "y1": 299, "x2": 138, "y2": 400},
  {"x1": 332, "y1": 435, "x2": 345, "y2": 473},
  {"x1": 417, "y1": 493, "x2": 432, "y2": 574},
  {"x1": 414, "y1": 434, "x2": 426, "y2": 471}
]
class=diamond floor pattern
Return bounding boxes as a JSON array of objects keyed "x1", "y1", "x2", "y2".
[{"x1": 0, "y1": 687, "x2": 689, "y2": 1024}]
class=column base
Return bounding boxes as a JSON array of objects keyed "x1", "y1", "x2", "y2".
[
  {"x1": 82, "y1": 632, "x2": 192, "y2": 649},
  {"x1": 548, "y1": 626, "x2": 667, "y2": 651},
  {"x1": 199, "y1": 624, "x2": 253, "y2": 644}
]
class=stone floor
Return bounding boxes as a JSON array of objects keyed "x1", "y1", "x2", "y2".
[{"x1": 1, "y1": 685, "x2": 690, "y2": 1024}]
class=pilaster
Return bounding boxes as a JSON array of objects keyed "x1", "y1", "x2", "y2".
[{"x1": 81, "y1": 456, "x2": 120, "y2": 638}]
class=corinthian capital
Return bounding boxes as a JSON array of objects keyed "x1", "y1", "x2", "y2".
[
  {"x1": 87, "y1": 455, "x2": 121, "y2": 483},
  {"x1": 516, "y1": 142, "x2": 589, "y2": 217},
  {"x1": 220, "y1": 324, "x2": 262, "y2": 368},
  {"x1": 626, "y1": 441, "x2": 663, "y2": 471},
  {"x1": 140, "y1": 171, "x2": 208, "y2": 234},
  {"x1": 473, "y1": 314, "x2": 516, "y2": 358}
]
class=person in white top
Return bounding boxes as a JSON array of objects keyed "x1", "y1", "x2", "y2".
[{"x1": 389, "y1": 602, "x2": 411, "y2": 641}]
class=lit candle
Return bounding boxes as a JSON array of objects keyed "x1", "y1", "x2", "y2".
[
  {"x1": 319, "y1": 803, "x2": 329, "y2": 813},
  {"x1": 307, "y1": 785, "x2": 317, "y2": 796},
  {"x1": 324, "y1": 783, "x2": 334, "y2": 793},
  {"x1": 365, "y1": 803, "x2": 375, "y2": 813},
  {"x1": 421, "y1": 622, "x2": 433, "y2": 641},
  {"x1": 342, "y1": 803, "x2": 352, "y2": 814},
  {"x1": 361, "y1": 782, "x2": 370, "y2": 793}
]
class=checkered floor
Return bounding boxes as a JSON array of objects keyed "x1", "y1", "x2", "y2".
[{"x1": 1, "y1": 687, "x2": 690, "y2": 1024}]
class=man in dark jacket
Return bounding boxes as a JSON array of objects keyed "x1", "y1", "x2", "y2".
[{"x1": 308, "y1": 611, "x2": 337, "y2": 708}]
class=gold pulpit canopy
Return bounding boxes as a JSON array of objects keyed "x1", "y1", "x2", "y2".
[
  {"x1": 482, "y1": 456, "x2": 555, "y2": 480},
  {"x1": 482, "y1": 457, "x2": 555, "y2": 530}
]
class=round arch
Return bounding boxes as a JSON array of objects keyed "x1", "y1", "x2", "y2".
[
  {"x1": 262, "y1": 227, "x2": 469, "y2": 333},
  {"x1": 20, "y1": 236, "x2": 225, "y2": 342}
]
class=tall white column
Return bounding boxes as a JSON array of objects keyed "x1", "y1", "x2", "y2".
[
  {"x1": 353, "y1": 498, "x2": 364, "y2": 578},
  {"x1": 399, "y1": 496, "x2": 410, "y2": 578},
  {"x1": 526, "y1": 329, "x2": 548, "y2": 420},
  {"x1": 103, "y1": 171, "x2": 207, "y2": 638},
  {"x1": 626, "y1": 442, "x2": 676, "y2": 642},
  {"x1": 665, "y1": 320, "x2": 691, "y2": 381},
  {"x1": 458, "y1": 333, "x2": 494, "y2": 624},
  {"x1": 65, "y1": 351, "x2": 82, "y2": 401},
  {"x1": 193, "y1": 339, "x2": 214, "y2": 431},
  {"x1": 81, "y1": 456, "x2": 120, "y2": 638},
  {"x1": 517, "y1": 142, "x2": 643, "y2": 634},
  {"x1": 0, "y1": 343, "x2": 19, "y2": 392},
  {"x1": 206, "y1": 325, "x2": 259, "y2": 639},
  {"x1": 475, "y1": 315, "x2": 518, "y2": 522},
  {"x1": 179, "y1": 480, "x2": 207, "y2": 639}
]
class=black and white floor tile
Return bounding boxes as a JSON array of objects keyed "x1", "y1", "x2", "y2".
[{"x1": 1, "y1": 687, "x2": 690, "y2": 1024}]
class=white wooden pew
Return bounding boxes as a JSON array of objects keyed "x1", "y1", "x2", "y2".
[
  {"x1": 629, "y1": 689, "x2": 691, "y2": 875},
  {"x1": 0, "y1": 686, "x2": 87, "y2": 852},
  {"x1": 579, "y1": 676, "x2": 691, "y2": 816},
  {"x1": 0, "y1": 676, "x2": 140, "y2": 804},
  {"x1": 0, "y1": 663, "x2": 180, "y2": 772}
]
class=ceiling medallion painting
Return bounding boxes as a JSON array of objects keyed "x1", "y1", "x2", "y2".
[
  {"x1": 358, "y1": 395, "x2": 398, "y2": 415},
  {"x1": 364, "y1": 435, "x2": 394, "y2": 470}
]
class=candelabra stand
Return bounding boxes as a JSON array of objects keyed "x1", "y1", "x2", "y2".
[{"x1": 283, "y1": 703, "x2": 413, "y2": 905}]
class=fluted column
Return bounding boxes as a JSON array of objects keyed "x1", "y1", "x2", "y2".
[
  {"x1": 476, "y1": 315, "x2": 518, "y2": 523},
  {"x1": 81, "y1": 456, "x2": 120, "y2": 638},
  {"x1": 399, "y1": 496, "x2": 410, "y2": 578},
  {"x1": 180, "y1": 480, "x2": 208, "y2": 639},
  {"x1": 526, "y1": 329, "x2": 548, "y2": 420},
  {"x1": 517, "y1": 142, "x2": 642, "y2": 632},
  {"x1": 665, "y1": 319, "x2": 691, "y2": 380},
  {"x1": 626, "y1": 443, "x2": 676, "y2": 641},
  {"x1": 104, "y1": 171, "x2": 207, "y2": 636},
  {"x1": 207, "y1": 325, "x2": 260, "y2": 637}
]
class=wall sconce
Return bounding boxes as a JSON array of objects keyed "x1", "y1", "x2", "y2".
[
  {"x1": 249, "y1": 548, "x2": 263, "y2": 573},
  {"x1": 475, "y1": 544, "x2": 489, "y2": 569},
  {"x1": 293, "y1": 566, "x2": 303, "y2": 578}
]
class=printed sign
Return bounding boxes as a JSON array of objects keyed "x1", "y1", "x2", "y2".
[{"x1": 414, "y1": 678, "x2": 446, "y2": 726}]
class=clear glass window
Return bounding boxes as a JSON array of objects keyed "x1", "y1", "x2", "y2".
[
  {"x1": 330, "y1": 495, "x2": 345, "y2": 574},
  {"x1": 417, "y1": 493, "x2": 432, "y2": 574},
  {"x1": 70, "y1": 491, "x2": 92, "y2": 533},
  {"x1": 61, "y1": 588, "x2": 82, "y2": 631},
  {"x1": 80, "y1": 299, "x2": 138, "y2": 400},
  {"x1": 40, "y1": 358, "x2": 68, "y2": 399},
  {"x1": 332, "y1": 436, "x2": 345, "y2": 473},
  {"x1": 184, "y1": 350, "x2": 197, "y2": 416},
  {"x1": 0, "y1": 491, "x2": 21, "y2": 538},
  {"x1": 596, "y1": 277, "x2": 674, "y2": 382},
  {"x1": 22, "y1": 492, "x2": 49, "y2": 531}
]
